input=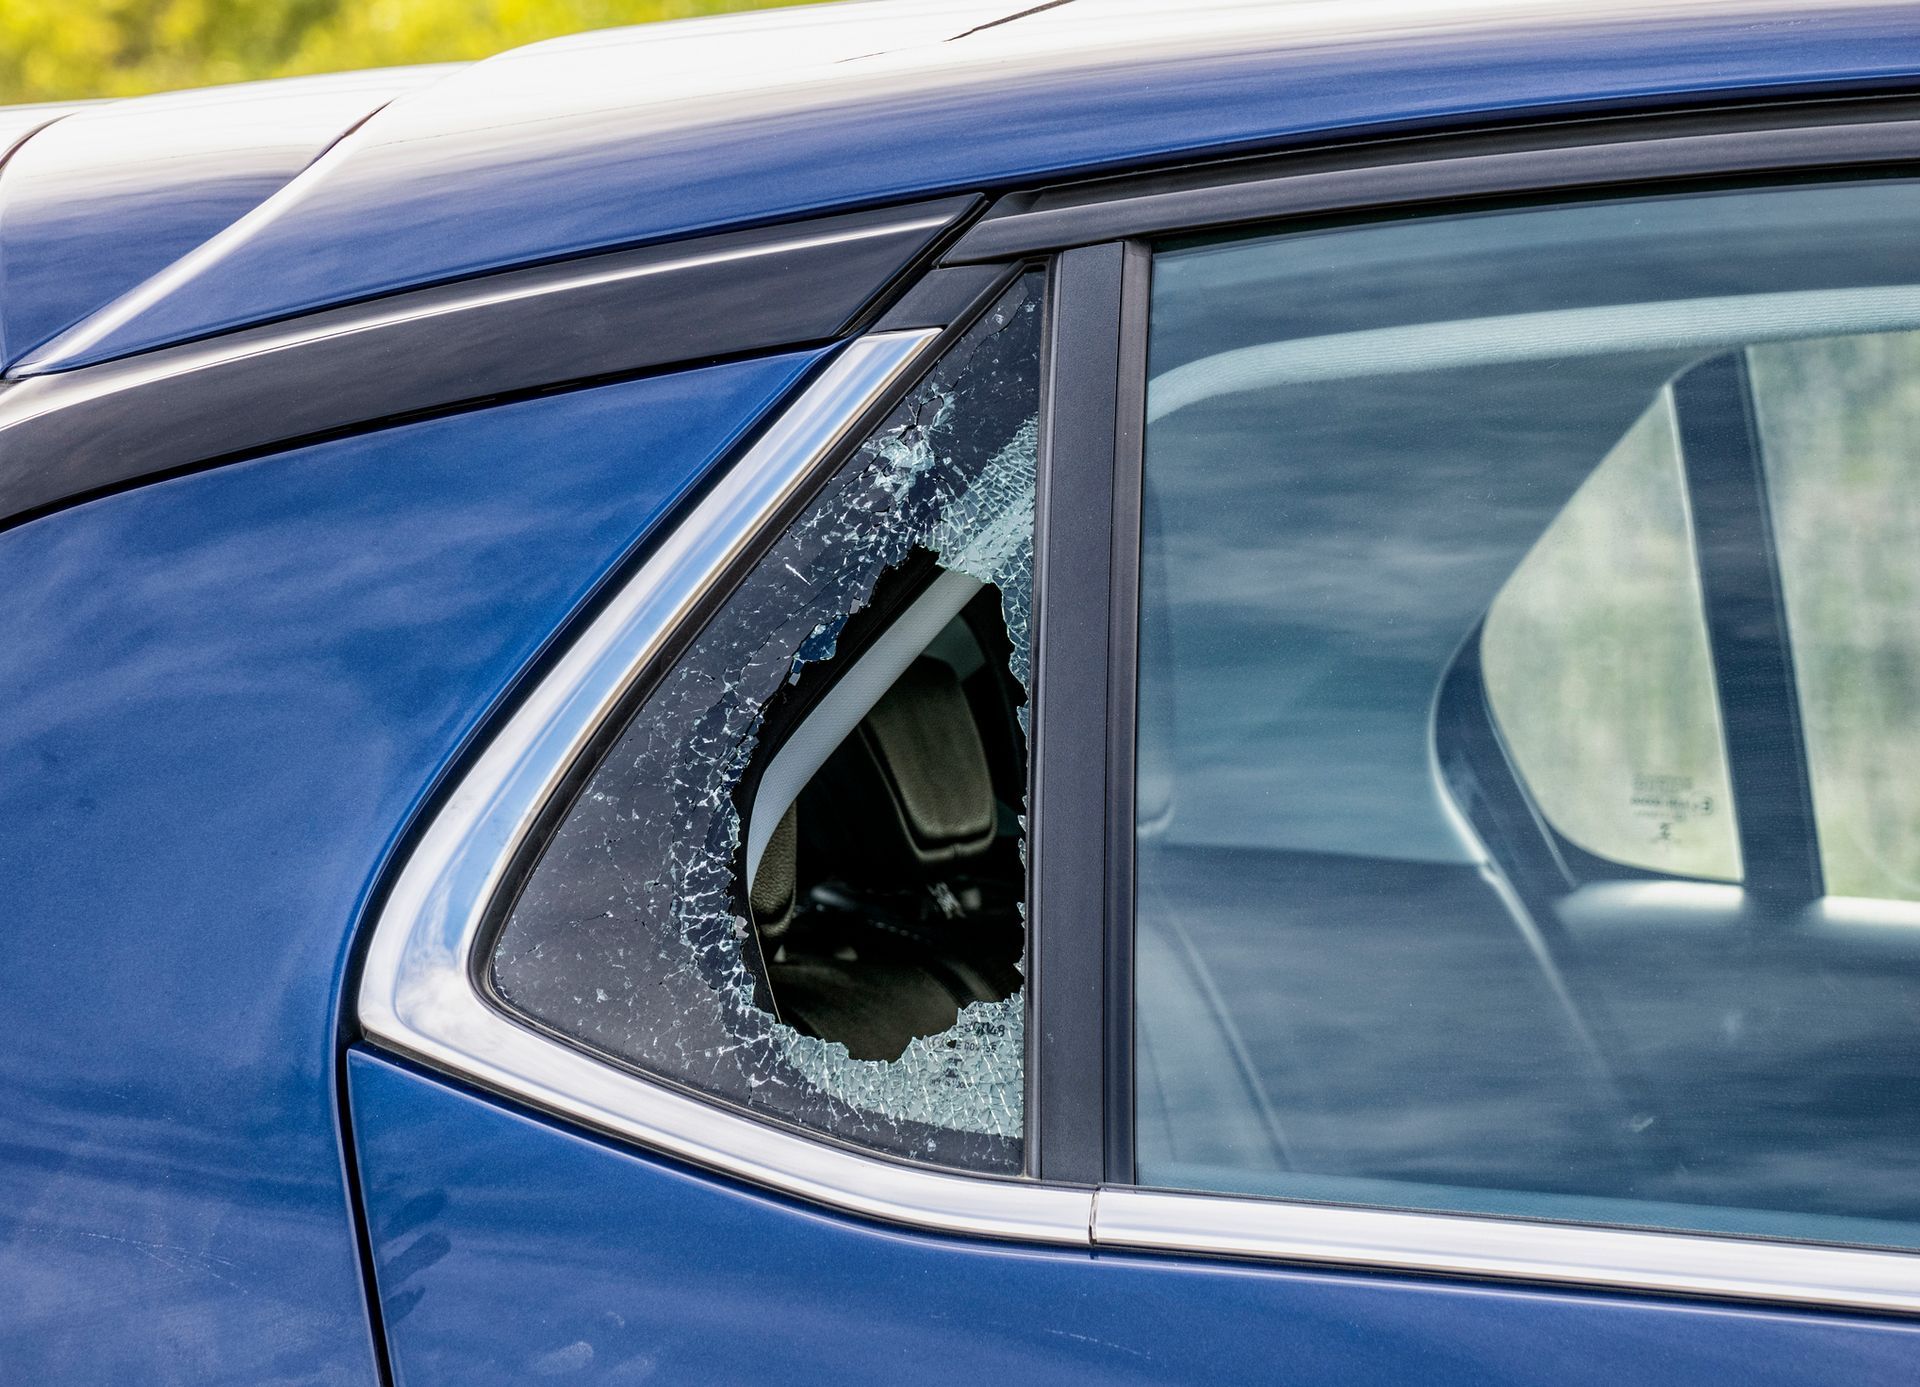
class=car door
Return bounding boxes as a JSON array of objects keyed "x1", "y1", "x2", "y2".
[{"x1": 345, "y1": 109, "x2": 1920, "y2": 1385}]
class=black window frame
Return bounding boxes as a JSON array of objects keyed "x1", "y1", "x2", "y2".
[{"x1": 1027, "y1": 239, "x2": 1151, "y2": 1183}]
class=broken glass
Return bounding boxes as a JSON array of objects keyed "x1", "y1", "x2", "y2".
[{"x1": 490, "y1": 273, "x2": 1042, "y2": 1171}]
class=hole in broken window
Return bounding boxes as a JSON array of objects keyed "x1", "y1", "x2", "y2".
[
  {"x1": 488, "y1": 273, "x2": 1042, "y2": 1172},
  {"x1": 739, "y1": 554, "x2": 1027, "y2": 1064}
]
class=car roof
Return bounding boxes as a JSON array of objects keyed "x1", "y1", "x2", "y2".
[
  {"x1": 6, "y1": 0, "x2": 1919, "y2": 376},
  {"x1": 0, "y1": 67, "x2": 455, "y2": 372}
]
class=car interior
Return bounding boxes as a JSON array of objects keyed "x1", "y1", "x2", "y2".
[
  {"x1": 1133, "y1": 336, "x2": 1920, "y2": 1240},
  {"x1": 737, "y1": 554, "x2": 1027, "y2": 1062}
]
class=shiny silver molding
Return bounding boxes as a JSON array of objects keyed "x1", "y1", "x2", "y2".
[
  {"x1": 1095, "y1": 1189, "x2": 1920, "y2": 1316},
  {"x1": 358, "y1": 324, "x2": 1920, "y2": 1314}
]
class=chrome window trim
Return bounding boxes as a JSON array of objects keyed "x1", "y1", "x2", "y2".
[
  {"x1": 1094, "y1": 1188, "x2": 1920, "y2": 1315},
  {"x1": 355, "y1": 318, "x2": 1920, "y2": 1315},
  {"x1": 356, "y1": 327, "x2": 1092, "y2": 1248}
]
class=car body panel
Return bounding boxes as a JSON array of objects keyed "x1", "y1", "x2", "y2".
[
  {"x1": 0, "y1": 349, "x2": 822, "y2": 1382},
  {"x1": 21, "y1": 0, "x2": 1920, "y2": 375},
  {"x1": 0, "y1": 68, "x2": 451, "y2": 369},
  {"x1": 350, "y1": 1048, "x2": 1920, "y2": 1387}
]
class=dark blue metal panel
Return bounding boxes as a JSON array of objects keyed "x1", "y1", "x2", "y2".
[
  {"x1": 348, "y1": 1048, "x2": 1920, "y2": 1387},
  {"x1": 0, "y1": 349, "x2": 823, "y2": 1383},
  {"x1": 27, "y1": 0, "x2": 1920, "y2": 375},
  {"x1": 0, "y1": 69, "x2": 446, "y2": 369}
]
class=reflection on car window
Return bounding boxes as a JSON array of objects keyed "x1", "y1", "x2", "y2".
[
  {"x1": 1482, "y1": 390, "x2": 1740, "y2": 881},
  {"x1": 490, "y1": 274, "x2": 1041, "y2": 1172},
  {"x1": 1753, "y1": 332, "x2": 1920, "y2": 904},
  {"x1": 1134, "y1": 181, "x2": 1920, "y2": 1250}
]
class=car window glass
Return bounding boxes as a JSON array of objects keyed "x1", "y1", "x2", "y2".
[
  {"x1": 1134, "y1": 181, "x2": 1920, "y2": 1249},
  {"x1": 1751, "y1": 332, "x2": 1920, "y2": 904},
  {"x1": 490, "y1": 275, "x2": 1041, "y2": 1172},
  {"x1": 1481, "y1": 390, "x2": 1741, "y2": 881}
]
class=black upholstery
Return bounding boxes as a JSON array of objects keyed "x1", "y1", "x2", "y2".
[
  {"x1": 749, "y1": 803, "x2": 798, "y2": 940},
  {"x1": 802, "y1": 658, "x2": 1000, "y2": 887},
  {"x1": 756, "y1": 637, "x2": 1025, "y2": 1061},
  {"x1": 861, "y1": 659, "x2": 998, "y2": 862}
]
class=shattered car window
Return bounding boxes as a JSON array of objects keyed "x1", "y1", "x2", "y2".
[{"x1": 489, "y1": 273, "x2": 1042, "y2": 1172}]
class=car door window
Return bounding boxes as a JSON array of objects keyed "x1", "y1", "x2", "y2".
[
  {"x1": 488, "y1": 274, "x2": 1042, "y2": 1172},
  {"x1": 1132, "y1": 180, "x2": 1920, "y2": 1249}
]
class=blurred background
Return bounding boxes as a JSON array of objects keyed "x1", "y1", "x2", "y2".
[{"x1": 0, "y1": 0, "x2": 818, "y2": 105}]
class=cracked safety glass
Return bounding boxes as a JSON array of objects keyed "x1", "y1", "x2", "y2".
[{"x1": 490, "y1": 273, "x2": 1042, "y2": 1171}]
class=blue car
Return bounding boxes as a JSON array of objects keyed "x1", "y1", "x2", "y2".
[{"x1": 7, "y1": 1, "x2": 1920, "y2": 1381}]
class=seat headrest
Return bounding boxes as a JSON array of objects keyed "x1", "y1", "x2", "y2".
[
  {"x1": 749, "y1": 802, "x2": 798, "y2": 939},
  {"x1": 859, "y1": 657, "x2": 997, "y2": 865}
]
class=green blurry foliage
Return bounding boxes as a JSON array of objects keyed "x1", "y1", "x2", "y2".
[{"x1": 0, "y1": 0, "x2": 822, "y2": 104}]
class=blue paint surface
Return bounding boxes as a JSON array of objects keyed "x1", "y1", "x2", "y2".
[
  {"x1": 0, "y1": 349, "x2": 821, "y2": 1383},
  {"x1": 347, "y1": 1049, "x2": 1920, "y2": 1387},
  {"x1": 28, "y1": 0, "x2": 1920, "y2": 373}
]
